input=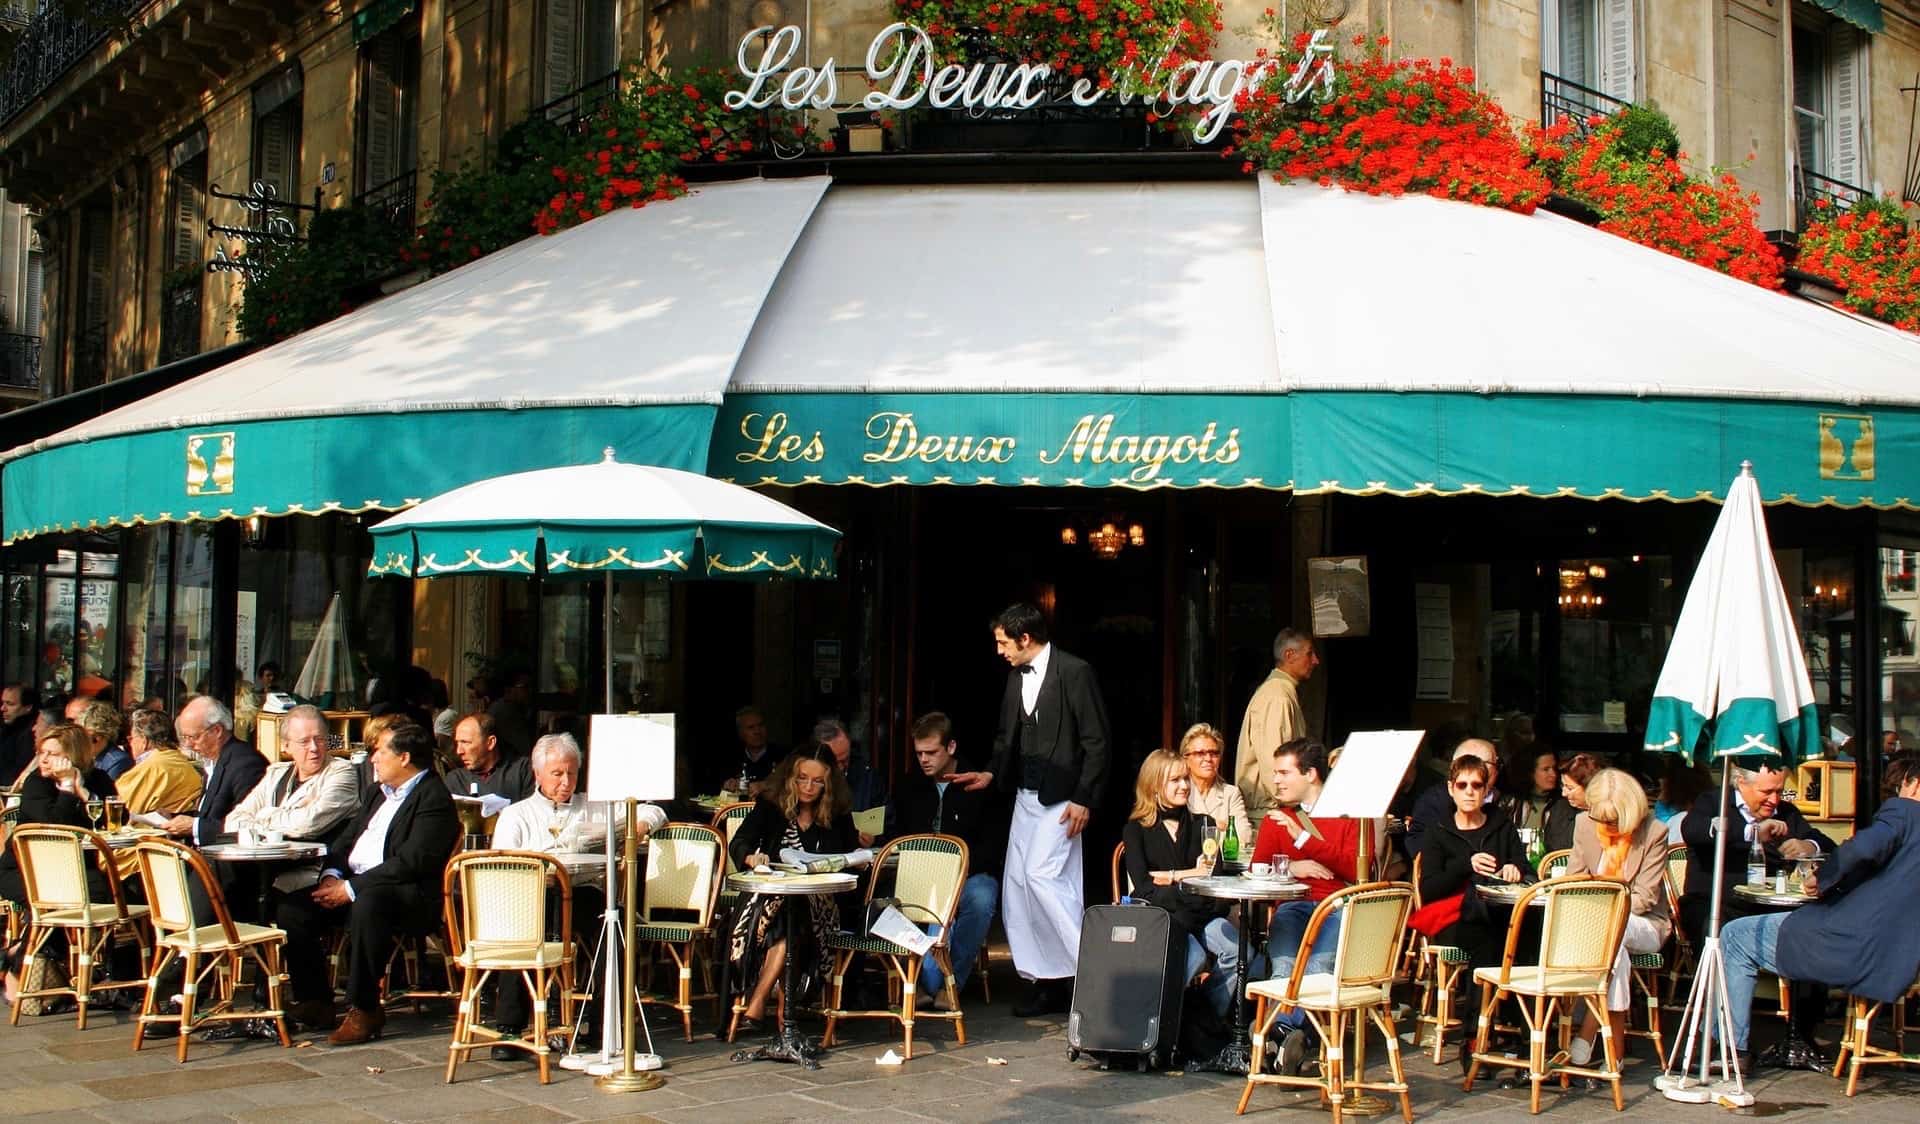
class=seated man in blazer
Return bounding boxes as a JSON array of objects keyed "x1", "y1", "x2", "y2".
[
  {"x1": 276, "y1": 721, "x2": 460, "y2": 1042},
  {"x1": 163, "y1": 695, "x2": 266, "y2": 845}
]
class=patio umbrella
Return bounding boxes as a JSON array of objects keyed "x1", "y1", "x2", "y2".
[
  {"x1": 366, "y1": 448, "x2": 840, "y2": 708},
  {"x1": 1646, "y1": 462, "x2": 1818, "y2": 1106},
  {"x1": 364, "y1": 448, "x2": 839, "y2": 1089},
  {"x1": 292, "y1": 592, "x2": 362, "y2": 708}
]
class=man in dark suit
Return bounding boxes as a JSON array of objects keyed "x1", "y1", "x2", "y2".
[
  {"x1": 1680, "y1": 757, "x2": 1833, "y2": 1067},
  {"x1": 885, "y1": 711, "x2": 1007, "y2": 1006},
  {"x1": 950, "y1": 602, "x2": 1110, "y2": 1016},
  {"x1": 163, "y1": 695, "x2": 266, "y2": 845},
  {"x1": 1720, "y1": 752, "x2": 1920, "y2": 1071},
  {"x1": 276, "y1": 723, "x2": 460, "y2": 1041}
]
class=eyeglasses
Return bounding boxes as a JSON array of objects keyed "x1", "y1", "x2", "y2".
[
  {"x1": 1184, "y1": 749, "x2": 1222, "y2": 759},
  {"x1": 1452, "y1": 780, "x2": 1486, "y2": 792},
  {"x1": 178, "y1": 726, "x2": 207, "y2": 741}
]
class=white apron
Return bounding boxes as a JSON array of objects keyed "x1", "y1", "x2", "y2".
[{"x1": 1002, "y1": 788, "x2": 1084, "y2": 980}]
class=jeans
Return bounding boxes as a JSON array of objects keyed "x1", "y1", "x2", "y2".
[
  {"x1": 1721, "y1": 912, "x2": 1788, "y2": 1052},
  {"x1": 1265, "y1": 898, "x2": 1343, "y2": 1030},
  {"x1": 1183, "y1": 916, "x2": 1242, "y2": 1017},
  {"x1": 920, "y1": 873, "x2": 999, "y2": 996}
]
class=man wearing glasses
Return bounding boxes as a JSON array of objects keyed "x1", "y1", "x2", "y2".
[{"x1": 163, "y1": 696, "x2": 267, "y2": 845}]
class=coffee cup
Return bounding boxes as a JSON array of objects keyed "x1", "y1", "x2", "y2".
[
  {"x1": 1250, "y1": 862, "x2": 1273, "y2": 878},
  {"x1": 263, "y1": 829, "x2": 285, "y2": 846}
]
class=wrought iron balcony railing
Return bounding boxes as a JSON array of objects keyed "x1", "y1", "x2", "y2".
[
  {"x1": 533, "y1": 71, "x2": 621, "y2": 131},
  {"x1": 1797, "y1": 165, "x2": 1871, "y2": 230},
  {"x1": 0, "y1": 0, "x2": 142, "y2": 129},
  {"x1": 1540, "y1": 72, "x2": 1631, "y2": 134},
  {"x1": 158, "y1": 277, "x2": 201, "y2": 365},
  {"x1": 0, "y1": 331, "x2": 40, "y2": 390},
  {"x1": 354, "y1": 168, "x2": 417, "y2": 237}
]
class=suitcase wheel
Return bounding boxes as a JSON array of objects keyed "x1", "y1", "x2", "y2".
[
  {"x1": 1137, "y1": 1055, "x2": 1150, "y2": 1073},
  {"x1": 1067, "y1": 1047, "x2": 1080, "y2": 1063}
]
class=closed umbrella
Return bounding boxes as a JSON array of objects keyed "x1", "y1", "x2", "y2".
[
  {"x1": 1646, "y1": 462, "x2": 1819, "y2": 1105},
  {"x1": 292, "y1": 592, "x2": 361, "y2": 708}
]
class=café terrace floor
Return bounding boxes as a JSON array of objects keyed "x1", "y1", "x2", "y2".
[{"x1": 5, "y1": 956, "x2": 1918, "y2": 1124}]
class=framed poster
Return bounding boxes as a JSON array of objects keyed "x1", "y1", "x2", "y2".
[{"x1": 1308, "y1": 555, "x2": 1371, "y2": 638}]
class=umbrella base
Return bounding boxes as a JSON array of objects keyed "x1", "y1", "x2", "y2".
[{"x1": 1654, "y1": 1073, "x2": 1754, "y2": 1107}]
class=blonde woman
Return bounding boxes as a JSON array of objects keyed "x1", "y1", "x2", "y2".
[
  {"x1": 1119, "y1": 749, "x2": 1240, "y2": 1016},
  {"x1": 1178, "y1": 723, "x2": 1251, "y2": 844},
  {"x1": 1565, "y1": 767, "x2": 1672, "y2": 1065}
]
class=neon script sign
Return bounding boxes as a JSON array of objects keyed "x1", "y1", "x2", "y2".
[{"x1": 726, "y1": 23, "x2": 1333, "y2": 144}]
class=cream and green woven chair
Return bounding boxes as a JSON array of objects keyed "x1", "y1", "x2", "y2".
[
  {"x1": 130, "y1": 837, "x2": 291, "y2": 1061},
  {"x1": 1536, "y1": 848, "x2": 1572, "y2": 880},
  {"x1": 442, "y1": 850, "x2": 574, "y2": 1084},
  {"x1": 1409, "y1": 853, "x2": 1472, "y2": 1064},
  {"x1": 7, "y1": 824, "x2": 151, "y2": 1030},
  {"x1": 1462, "y1": 876, "x2": 1631, "y2": 1115},
  {"x1": 1661, "y1": 844, "x2": 1695, "y2": 1009},
  {"x1": 1831, "y1": 967, "x2": 1920, "y2": 1096},
  {"x1": 635, "y1": 823, "x2": 722, "y2": 1041},
  {"x1": 822, "y1": 834, "x2": 970, "y2": 1061},
  {"x1": 1239, "y1": 881, "x2": 1416, "y2": 1123}
]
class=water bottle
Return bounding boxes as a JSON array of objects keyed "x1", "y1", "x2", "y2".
[
  {"x1": 738, "y1": 763, "x2": 752, "y2": 798},
  {"x1": 1222, "y1": 815, "x2": 1240, "y2": 864},
  {"x1": 1747, "y1": 852, "x2": 1767, "y2": 887}
]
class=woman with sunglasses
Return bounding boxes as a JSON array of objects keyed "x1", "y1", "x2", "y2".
[
  {"x1": 1418, "y1": 753, "x2": 1529, "y2": 972},
  {"x1": 724, "y1": 746, "x2": 863, "y2": 1036}
]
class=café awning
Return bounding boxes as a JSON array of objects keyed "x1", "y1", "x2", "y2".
[
  {"x1": 0, "y1": 176, "x2": 830, "y2": 544},
  {"x1": 710, "y1": 178, "x2": 1920, "y2": 507}
]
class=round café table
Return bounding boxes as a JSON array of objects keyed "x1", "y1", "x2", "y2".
[
  {"x1": 1179, "y1": 874, "x2": 1310, "y2": 1075},
  {"x1": 1476, "y1": 881, "x2": 1546, "y2": 909},
  {"x1": 725, "y1": 870, "x2": 859, "y2": 1070},
  {"x1": 197, "y1": 841, "x2": 328, "y2": 922},
  {"x1": 1731, "y1": 884, "x2": 1814, "y2": 909}
]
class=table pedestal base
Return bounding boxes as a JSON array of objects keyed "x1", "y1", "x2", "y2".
[
  {"x1": 731, "y1": 1025, "x2": 826, "y2": 1069},
  {"x1": 1340, "y1": 1092, "x2": 1393, "y2": 1116},
  {"x1": 1185, "y1": 1037, "x2": 1255, "y2": 1075}
]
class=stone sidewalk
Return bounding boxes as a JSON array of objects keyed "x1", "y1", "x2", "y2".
[{"x1": 3, "y1": 971, "x2": 1917, "y2": 1123}]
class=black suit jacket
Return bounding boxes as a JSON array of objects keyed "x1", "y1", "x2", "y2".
[
  {"x1": 987, "y1": 645, "x2": 1111, "y2": 808},
  {"x1": 194, "y1": 739, "x2": 267, "y2": 844},
  {"x1": 1680, "y1": 783, "x2": 1832, "y2": 934},
  {"x1": 884, "y1": 770, "x2": 1009, "y2": 877},
  {"x1": 327, "y1": 770, "x2": 461, "y2": 900}
]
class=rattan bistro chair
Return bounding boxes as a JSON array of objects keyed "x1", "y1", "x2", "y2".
[
  {"x1": 1240, "y1": 881, "x2": 1416, "y2": 1123},
  {"x1": 1462, "y1": 877, "x2": 1631, "y2": 1115},
  {"x1": 130, "y1": 838, "x2": 291, "y2": 1061},
  {"x1": 635, "y1": 823, "x2": 723, "y2": 1041},
  {"x1": 822, "y1": 834, "x2": 970, "y2": 1061},
  {"x1": 1409, "y1": 854, "x2": 1473, "y2": 1064},
  {"x1": 442, "y1": 850, "x2": 574, "y2": 1084},
  {"x1": 8, "y1": 824, "x2": 151, "y2": 1030},
  {"x1": 1831, "y1": 968, "x2": 1920, "y2": 1095},
  {"x1": 1537, "y1": 848, "x2": 1572, "y2": 880}
]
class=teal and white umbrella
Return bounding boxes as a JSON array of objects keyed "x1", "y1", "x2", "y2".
[
  {"x1": 1644, "y1": 463, "x2": 1820, "y2": 765},
  {"x1": 1650, "y1": 462, "x2": 1816, "y2": 1107}
]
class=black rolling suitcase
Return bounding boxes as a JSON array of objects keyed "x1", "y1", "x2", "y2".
[{"x1": 1066, "y1": 903, "x2": 1186, "y2": 1071}]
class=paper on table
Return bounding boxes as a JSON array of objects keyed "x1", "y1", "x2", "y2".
[
  {"x1": 776, "y1": 847, "x2": 874, "y2": 873},
  {"x1": 132, "y1": 810, "x2": 171, "y2": 828},
  {"x1": 1313, "y1": 730, "x2": 1425, "y2": 820},
  {"x1": 452, "y1": 794, "x2": 513, "y2": 818},
  {"x1": 852, "y1": 806, "x2": 886, "y2": 837},
  {"x1": 869, "y1": 905, "x2": 936, "y2": 955}
]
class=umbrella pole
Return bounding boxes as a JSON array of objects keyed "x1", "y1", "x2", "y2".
[
  {"x1": 1656, "y1": 757, "x2": 1753, "y2": 1106},
  {"x1": 603, "y1": 572, "x2": 615, "y2": 713}
]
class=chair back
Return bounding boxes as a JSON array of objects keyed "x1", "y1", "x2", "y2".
[
  {"x1": 875, "y1": 834, "x2": 969, "y2": 937},
  {"x1": 133, "y1": 838, "x2": 238, "y2": 948},
  {"x1": 1410, "y1": 852, "x2": 1424, "y2": 908},
  {"x1": 1537, "y1": 848, "x2": 1572, "y2": 880},
  {"x1": 1321, "y1": 882, "x2": 1414, "y2": 989},
  {"x1": 643, "y1": 824, "x2": 722, "y2": 926},
  {"x1": 1530, "y1": 876, "x2": 1630, "y2": 977},
  {"x1": 10, "y1": 824, "x2": 107, "y2": 915},
  {"x1": 1110, "y1": 841, "x2": 1128, "y2": 903},
  {"x1": 712, "y1": 801, "x2": 754, "y2": 878},
  {"x1": 1665, "y1": 844, "x2": 1689, "y2": 916},
  {"x1": 445, "y1": 850, "x2": 567, "y2": 961}
]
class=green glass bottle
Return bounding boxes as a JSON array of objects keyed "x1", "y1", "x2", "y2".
[{"x1": 1223, "y1": 815, "x2": 1241, "y2": 864}]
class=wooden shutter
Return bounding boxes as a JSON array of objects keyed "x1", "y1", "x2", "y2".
[
  {"x1": 168, "y1": 156, "x2": 206, "y2": 273},
  {"x1": 361, "y1": 33, "x2": 401, "y2": 190},
  {"x1": 1597, "y1": 0, "x2": 1635, "y2": 102},
  {"x1": 253, "y1": 104, "x2": 300, "y2": 204},
  {"x1": 82, "y1": 206, "x2": 110, "y2": 334},
  {"x1": 23, "y1": 249, "x2": 42, "y2": 335},
  {"x1": 1826, "y1": 23, "x2": 1865, "y2": 187},
  {"x1": 544, "y1": 0, "x2": 578, "y2": 106}
]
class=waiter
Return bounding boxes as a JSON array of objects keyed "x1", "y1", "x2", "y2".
[{"x1": 951, "y1": 602, "x2": 1110, "y2": 1017}]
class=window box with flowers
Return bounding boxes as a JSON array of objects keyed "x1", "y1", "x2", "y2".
[{"x1": 1796, "y1": 196, "x2": 1920, "y2": 334}]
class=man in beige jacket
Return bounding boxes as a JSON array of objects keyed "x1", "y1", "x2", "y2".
[{"x1": 1236, "y1": 628, "x2": 1319, "y2": 819}]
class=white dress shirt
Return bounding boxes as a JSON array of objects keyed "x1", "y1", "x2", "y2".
[
  {"x1": 493, "y1": 793, "x2": 663, "y2": 885},
  {"x1": 329, "y1": 769, "x2": 429, "y2": 900},
  {"x1": 1021, "y1": 643, "x2": 1052, "y2": 716}
]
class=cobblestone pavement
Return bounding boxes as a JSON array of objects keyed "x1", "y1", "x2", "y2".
[{"x1": 3, "y1": 964, "x2": 1917, "y2": 1123}]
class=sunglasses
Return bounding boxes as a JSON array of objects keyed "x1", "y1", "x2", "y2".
[
  {"x1": 1452, "y1": 780, "x2": 1486, "y2": 792},
  {"x1": 1184, "y1": 749, "x2": 1222, "y2": 759}
]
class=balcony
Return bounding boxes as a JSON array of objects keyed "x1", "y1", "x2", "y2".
[
  {"x1": 158, "y1": 276, "x2": 201, "y2": 365},
  {"x1": 1797, "y1": 166, "x2": 1870, "y2": 231},
  {"x1": 353, "y1": 169, "x2": 417, "y2": 238},
  {"x1": 1540, "y1": 72, "x2": 1630, "y2": 134},
  {"x1": 533, "y1": 71, "x2": 621, "y2": 132},
  {"x1": 0, "y1": 0, "x2": 307, "y2": 208},
  {"x1": 0, "y1": 331, "x2": 41, "y2": 393}
]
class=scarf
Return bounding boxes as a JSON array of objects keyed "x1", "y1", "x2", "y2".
[{"x1": 1596, "y1": 820, "x2": 1635, "y2": 879}]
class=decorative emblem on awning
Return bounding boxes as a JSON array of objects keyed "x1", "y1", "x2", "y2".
[{"x1": 186, "y1": 432, "x2": 235, "y2": 496}]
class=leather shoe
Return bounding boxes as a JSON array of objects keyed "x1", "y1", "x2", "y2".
[
  {"x1": 491, "y1": 1024, "x2": 526, "y2": 1062},
  {"x1": 327, "y1": 1006, "x2": 385, "y2": 1046},
  {"x1": 1013, "y1": 980, "x2": 1070, "y2": 1018},
  {"x1": 289, "y1": 999, "x2": 336, "y2": 1030}
]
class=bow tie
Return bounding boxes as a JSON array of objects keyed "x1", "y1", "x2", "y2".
[{"x1": 1019, "y1": 664, "x2": 1037, "y2": 675}]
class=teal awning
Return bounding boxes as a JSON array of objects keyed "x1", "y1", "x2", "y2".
[
  {"x1": 1809, "y1": 0, "x2": 1884, "y2": 33},
  {"x1": 353, "y1": 0, "x2": 417, "y2": 43},
  {"x1": 0, "y1": 177, "x2": 830, "y2": 545}
]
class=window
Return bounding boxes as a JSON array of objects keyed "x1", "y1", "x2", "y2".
[
  {"x1": 1541, "y1": 0, "x2": 1634, "y2": 100},
  {"x1": 541, "y1": 0, "x2": 619, "y2": 116},
  {"x1": 357, "y1": 19, "x2": 420, "y2": 198},
  {"x1": 161, "y1": 131, "x2": 207, "y2": 363},
  {"x1": 73, "y1": 198, "x2": 111, "y2": 391},
  {"x1": 251, "y1": 67, "x2": 304, "y2": 211},
  {"x1": 1792, "y1": 19, "x2": 1866, "y2": 192}
]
